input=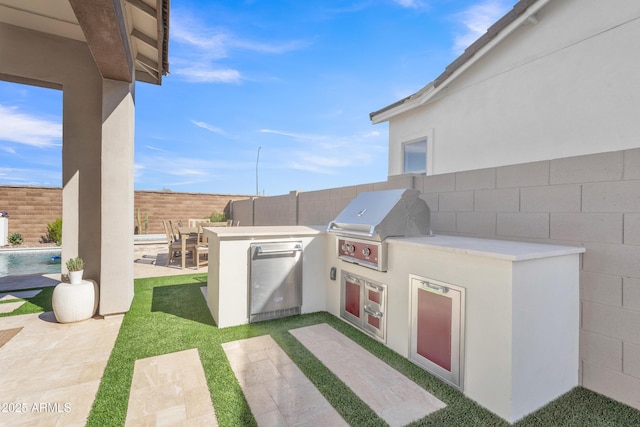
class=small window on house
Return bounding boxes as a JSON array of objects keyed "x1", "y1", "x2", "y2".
[{"x1": 403, "y1": 139, "x2": 427, "y2": 173}]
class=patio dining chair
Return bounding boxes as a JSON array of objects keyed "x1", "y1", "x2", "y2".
[
  {"x1": 168, "y1": 220, "x2": 180, "y2": 241},
  {"x1": 162, "y1": 220, "x2": 197, "y2": 267},
  {"x1": 194, "y1": 223, "x2": 211, "y2": 268}
]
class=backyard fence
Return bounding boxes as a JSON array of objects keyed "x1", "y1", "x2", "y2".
[{"x1": 0, "y1": 187, "x2": 252, "y2": 245}]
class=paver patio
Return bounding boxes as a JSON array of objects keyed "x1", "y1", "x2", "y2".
[{"x1": 0, "y1": 311, "x2": 122, "y2": 427}]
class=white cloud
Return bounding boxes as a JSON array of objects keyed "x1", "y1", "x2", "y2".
[
  {"x1": 170, "y1": 10, "x2": 308, "y2": 84},
  {"x1": 0, "y1": 105, "x2": 61, "y2": 148},
  {"x1": 171, "y1": 22, "x2": 229, "y2": 59},
  {"x1": 392, "y1": 0, "x2": 427, "y2": 9},
  {"x1": 144, "y1": 145, "x2": 168, "y2": 152},
  {"x1": 362, "y1": 131, "x2": 380, "y2": 138},
  {"x1": 232, "y1": 39, "x2": 308, "y2": 54},
  {"x1": 260, "y1": 127, "x2": 386, "y2": 175},
  {"x1": 134, "y1": 154, "x2": 254, "y2": 187},
  {"x1": 0, "y1": 166, "x2": 61, "y2": 186},
  {"x1": 172, "y1": 14, "x2": 305, "y2": 56},
  {"x1": 1, "y1": 146, "x2": 16, "y2": 154},
  {"x1": 191, "y1": 120, "x2": 226, "y2": 136},
  {"x1": 259, "y1": 129, "x2": 327, "y2": 141},
  {"x1": 288, "y1": 153, "x2": 351, "y2": 174},
  {"x1": 169, "y1": 168, "x2": 209, "y2": 177},
  {"x1": 173, "y1": 66, "x2": 242, "y2": 84},
  {"x1": 452, "y1": 1, "x2": 512, "y2": 55}
]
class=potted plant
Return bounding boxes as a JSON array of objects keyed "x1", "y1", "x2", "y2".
[
  {"x1": 53, "y1": 256, "x2": 98, "y2": 323},
  {"x1": 66, "y1": 257, "x2": 84, "y2": 284}
]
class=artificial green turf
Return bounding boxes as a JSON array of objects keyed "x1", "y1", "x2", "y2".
[
  {"x1": 0, "y1": 286, "x2": 54, "y2": 317},
  {"x1": 87, "y1": 274, "x2": 640, "y2": 426}
]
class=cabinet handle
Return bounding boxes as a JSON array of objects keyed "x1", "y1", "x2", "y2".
[
  {"x1": 366, "y1": 283, "x2": 383, "y2": 292},
  {"x1": 420, "y1": 281, "x2": 449, "y2": 294},
  {"x1": 344, "y1": 274, "x2": 359, "y2": 284},
  {"x1": 363, "y1": 305, "x2": 383, "y2": 318},
  {"x1": 256, "y1": 244, "x2": 302, "y2": 254}
]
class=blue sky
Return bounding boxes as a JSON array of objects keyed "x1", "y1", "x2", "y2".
[{"x1": 0, "y1": 0, "x2": 514, "y2": 196}]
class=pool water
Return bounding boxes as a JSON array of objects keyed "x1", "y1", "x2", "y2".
[{"x1": 0, "y1": 249, "x2": 62, "y2": 277}]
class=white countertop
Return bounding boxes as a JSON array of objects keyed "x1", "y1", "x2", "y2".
[
  {"x1": 388, "y1": 235, "x2": 585, "y2": 261},
  {"x1": 204, "y1": 225, "x2": 324, "y2": 240},
  {"x1": 205, "y1": 225, "x2": 584, "y2": 260}
]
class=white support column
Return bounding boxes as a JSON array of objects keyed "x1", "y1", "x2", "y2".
[
  {"x1": 62, "y1": 73, "x2": 103, "y2": 282},
  {"x1": 99, "y1": 78, "x2": 135, "y2": 315}
]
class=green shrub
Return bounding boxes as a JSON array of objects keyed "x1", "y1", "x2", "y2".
[
  {"x1": 209, "y1": 211, "x2": 227, "y2": 222},
  {"x1": 47, "y1": 217, "x2": 62, "y2": 245},
  {"x1": 8, "y1": 233, "x2": 23, "y2": 246},
  {"x1": 66, "y1": 257, "x2": 84, "y2": 271}
]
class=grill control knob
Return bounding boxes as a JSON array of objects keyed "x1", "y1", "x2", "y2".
[
  {"x1": 341, "y1": 242, "x2": 355, "y2": 254},
  {"x1": 362, "y1": 247, "x2": 371, "y2": 257}
]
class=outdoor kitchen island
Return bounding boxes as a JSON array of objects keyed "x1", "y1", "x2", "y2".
[
  {"x1": 325, "y1": 233, "x2": 585, "y2": 424},
  {"x1": 206, "y1": 220, "x2": 585, "y2": 424},
  {"x1": 204, "y1": 225, "x2": 326, "y2": 328}
]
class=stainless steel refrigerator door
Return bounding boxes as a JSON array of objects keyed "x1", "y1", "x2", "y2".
[{"x1": 249, "y1": 241, "x2": 303, "y2": 317}]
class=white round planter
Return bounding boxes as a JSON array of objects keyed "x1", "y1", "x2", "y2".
[{"x1": 52, "y1": 279, "x2": 99, "y2": 323}]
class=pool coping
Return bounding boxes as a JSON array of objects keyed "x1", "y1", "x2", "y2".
[{"x1": 0, "y1": 246, "x2": 61, "y2": 253}]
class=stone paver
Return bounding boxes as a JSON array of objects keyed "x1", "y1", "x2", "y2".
[
  {"x1": 0, "y1": 327, "x2": 22, "y2": 348},
  {"x1": 0, "y1": 301, "x2": 25, "y2": 314},
  {"x1": 125, "y1": 348, "x2": 217, "y2": 427},
  {"x1": 290, "y1": 323, "x2": 447, "y2": 427},
  {"x1": 0, "y1": 311, "x2": 122, "y2": 427},
  {"x1": 222, "y1": 335, "x2": 348, "y2": 427}
]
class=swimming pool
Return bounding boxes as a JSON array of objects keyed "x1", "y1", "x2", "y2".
[{"x1": 0, "y1": 248, "x2": 62, "y2": 277}]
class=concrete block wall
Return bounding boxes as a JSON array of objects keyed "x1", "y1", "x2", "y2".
[
  {"x1": 0, "y1": 186, "x2": 62, "y2": 244},
  {"x1": 253, "y1": 192, "x2": 298, "y2": 226},
  {"x1": 230, "y1": 198, "x2": 255, "y2": 227},
  {"x1": 0, "y1": 186, "x2": 251, "y2": 245},
  {"x1": 133, "y1": 190, "x2": 248, "y2": 235},
  {"x1": 236, "y1": 147, "x2": 640, "y2": 411}
]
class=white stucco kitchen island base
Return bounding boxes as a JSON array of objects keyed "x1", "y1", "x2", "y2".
[
  {"x1": 205, "y1": 226, "x2": 326, "y2": 328},
  {"x1": 384, "y1": 236, "x2": 585, "y2": 424}
]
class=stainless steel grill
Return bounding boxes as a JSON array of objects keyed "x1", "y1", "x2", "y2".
[{"x1": 327, "y1": 189, "x2": 431, "y2": 271}]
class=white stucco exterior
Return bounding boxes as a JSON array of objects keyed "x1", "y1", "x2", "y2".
[{"x1": 377, "y1": 0, "x2": 640, "y2": 177}]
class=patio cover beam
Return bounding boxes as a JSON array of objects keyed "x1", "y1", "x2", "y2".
[{"x1": 69, "y1": 0, "x2": 133, "y2": 83}]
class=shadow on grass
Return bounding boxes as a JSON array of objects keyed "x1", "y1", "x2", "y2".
[
  {"x1": 151, "y1": 282, "x2": 213, "y2": 326},
  {"x1": 0, "y1": 286, "x2": 54, "y2": 318}
]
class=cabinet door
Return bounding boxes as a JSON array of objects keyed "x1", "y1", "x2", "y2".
[
  {"x1": 417, "y1": 288, "x2": 452, "y2": 371},
  {"x1": 345, "y1": 278, "x2": 361, "y2": 318},
  {"x1": 410, "y1": 275, "x2": 465, "y2": 390}
]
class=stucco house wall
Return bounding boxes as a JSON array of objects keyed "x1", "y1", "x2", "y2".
[{"x1": 385, "y1": 0, "x2": 640, "y2": 177}]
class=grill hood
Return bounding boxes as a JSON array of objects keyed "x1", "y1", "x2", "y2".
[{"x1": 327, "y1": 189, "x2": 431, "y2": 241}]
